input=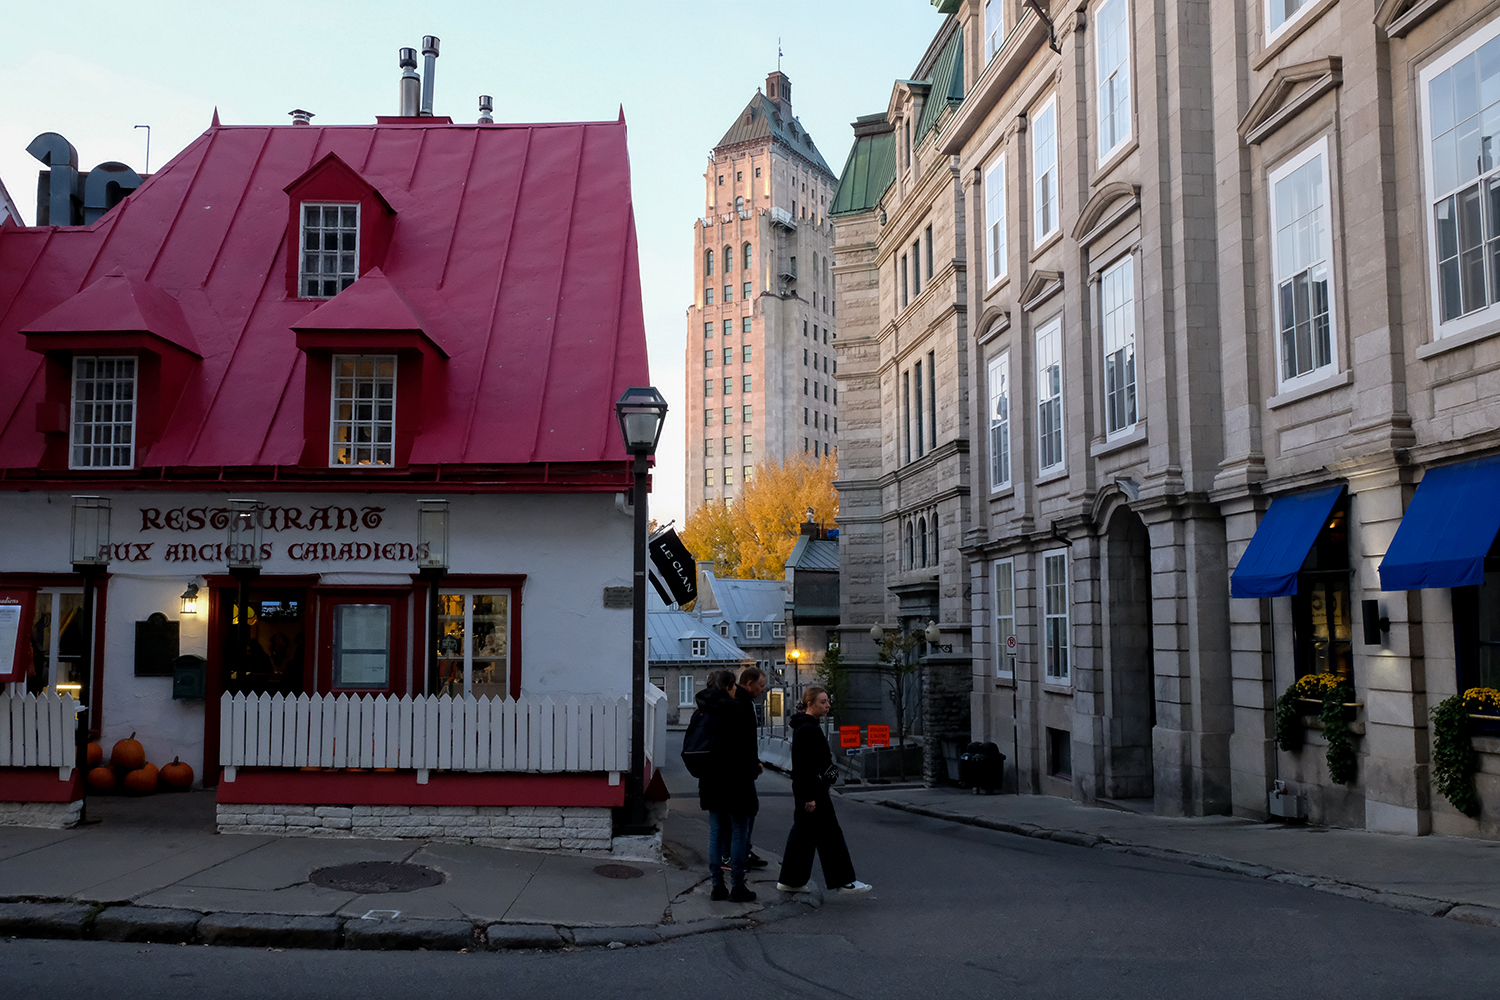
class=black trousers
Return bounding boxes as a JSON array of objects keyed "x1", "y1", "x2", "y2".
[{"x1": 777, "y1": 790, "x2": 856, "y2": 889}]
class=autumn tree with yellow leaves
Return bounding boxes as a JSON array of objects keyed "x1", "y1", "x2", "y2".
[{"x1": 680, "y1": 452, "x2": 837, "y2": 581}]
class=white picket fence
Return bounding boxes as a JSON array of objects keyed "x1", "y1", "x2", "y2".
[
  {"x1": 219, "y1": 688, "x2": 666, "y2": 781},
  {"x1": 0, "y1": 691, "x2": 81, "y2": 778}
]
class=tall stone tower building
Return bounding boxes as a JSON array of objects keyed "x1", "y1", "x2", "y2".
[{"x1": 685, "y1": 71, "x2": 839, "y2": 513}]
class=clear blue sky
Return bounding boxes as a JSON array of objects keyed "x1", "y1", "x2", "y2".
[{"x1": 3, "y1": 0, "x2": 944, "y2": 527}]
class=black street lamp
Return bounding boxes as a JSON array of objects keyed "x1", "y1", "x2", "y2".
[
  {"x1": 226, "y1": 499, "x2": 264, "y2": 689},
  {"x1": 615, "y1": 386, "x2": 667, "y2": 828}
]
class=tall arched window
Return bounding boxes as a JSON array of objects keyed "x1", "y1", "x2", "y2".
[
  {"x1": 905, "y1": 522, "x2": 915, "y2": 569},
  {"x1": 929, "y1": 515, "x2": 939, "y2": 567},
  {"x1": 918, "y1": 517, "x2": 928, "y2": 568},
  {"x1": 743, "y1": 242, "x2": 752, "y2": 270},
  {"x1": 705, "y1": 249, "x2": 714, "y2": 276},
  {"x1": 723, "y1": 246, "x2": 732, "y2": 277}
]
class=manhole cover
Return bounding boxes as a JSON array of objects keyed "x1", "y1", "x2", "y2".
[
  {"x1": 593, "y1": 864, "x2": 645, "y2": 880},
  {"x1": 309, "y1": 861, "x2": 445, "y2": 894}
]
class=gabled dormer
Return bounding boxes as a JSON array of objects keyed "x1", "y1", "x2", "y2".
[
  {"x1": 284, "y1": 153, "x2": 396, "y2": 300},
  {"x1": 21, "y1": 270, "x2": 200, "y2": 471},
  {"x1": 291, "y1": 267, "x2": 448, "y2": 469}
]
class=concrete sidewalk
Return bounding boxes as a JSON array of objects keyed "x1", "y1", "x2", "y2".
[
  {"x1": 841, "y1": 784, "x2": 1500, "y2": 927},
  {"x1": 0, "y1": 792, "x2": 807, "y2": 950}
]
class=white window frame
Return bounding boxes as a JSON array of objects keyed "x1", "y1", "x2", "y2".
[
  {"x1": 679, "y1": 674, "x2": 696, "y2": 705},
  {"x1": 435, "y1": 587, "x2": 514, "y2": 698},
  {"x1": 985, "y1": 156, "x2": 1007, "y2": 287},
  {"x1": 988, "y1": 351, "x2": 1011, "y2": 490},
  {"x1": 1032, "y1": 97, "x2": 1059, "y2": 245},
  {"x1": 299, "y1": 202, "x2": 360, "y2": 299},
  {"x1": 690, "y1": 639, "x2": 708, "y2": 658},
  {"x1": 772, "y1": 622, "x2": 786, "y2": 639},
  {"x1": 330, "y1": 355, "x2": 397, "y2": 467},
  {"x1": 1043, "y1": 549, "x2": 1071, "y2": 684},
  {"x1": 69, "y1": 356, "x2": 137, "y2": 470},
  {"x1": 994, "y1": 559, "x2": 1015, "y2": 679},
  {"x1": 745, "y1": 622, "x2": 762, "y2": 639},
  {"x1": 1036, "y1": 318, "x2": 1065, "y2": 474},
  {"x1": 985, "y1": 0, "x2": 1006, "y2": 62},
  {"x1": 1095, "y1": 0, "x2": 1132, "y2": 164},
  {"x1": 1268, "y1": 138, "x2": 1338, "y2": 390},
  {"x1": 1420, "y1": 17, "x2": 1500, "y2": 341},
  {"x1": 1100, "y1": 255, "x2": 1138, "y2": 437},
  {"x1": 1264, "y1": 0, "x2": 1314, "y2": 44}
]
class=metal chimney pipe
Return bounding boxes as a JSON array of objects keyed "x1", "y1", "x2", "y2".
[
  {"x1": 420, "y1": 36, "x2": 440, "y2": 116},
  {"x1": 288, "y1": 109, "x2": 314, "y2": 126},
  {"x1": 478, "y1": 95, "x2": 493, "y2": 125},
  {"x1": 399, "y1": 48, "x2": 420, "y2": 117}
]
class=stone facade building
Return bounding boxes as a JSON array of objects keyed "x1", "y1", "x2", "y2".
[
  {"x1": 831, "y1": 0, "x2": 1500, "y2": 840},
  {"x1": 685, "y1": 71, "x2": 841, "y2": 513}
]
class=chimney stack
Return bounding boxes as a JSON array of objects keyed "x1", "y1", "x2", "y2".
[
  {"x1": 420, "y1": 36, "x2": 440, "y2": 116},
  {"x1": 399, "y1": 48, "x2": 420, "y2": 116},
  {"x1": 478, "y1": 95, "x2": 493, "y2": 125},
  {"x1": 288, "y1": 109, "x2": 314, "y2": 126}
]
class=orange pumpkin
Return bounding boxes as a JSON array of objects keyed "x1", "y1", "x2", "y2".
[
  {"x1": 111, "y1": 732, "x2": 145, "y2": 771},
  {"x1": 160, "y1": 757, "x2": 194, "y2": 790},
  {"x1": 86, "y1": 742, "x2": 104, "y2": 769},
  {"x1": 123, "y1": 763, "x2": 158, "y2": 794},
  {"x1": 86, "y1": 765, "x2": 117, "y2": 792}
]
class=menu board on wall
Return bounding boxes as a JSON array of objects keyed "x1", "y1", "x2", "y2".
[{"x1": 0, "y1": 589, "x2": 35, "y2": 684}]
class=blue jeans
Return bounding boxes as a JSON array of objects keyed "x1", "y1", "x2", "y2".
[{"x1": 708, "y1": 811, "x2": 750, "y2": 887}]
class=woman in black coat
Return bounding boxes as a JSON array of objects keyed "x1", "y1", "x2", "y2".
[{"x1": 775, "y1": 686, "x2": 871, "y2": 894}]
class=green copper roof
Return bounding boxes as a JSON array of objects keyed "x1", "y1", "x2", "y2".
[
  {"x1": 931, "y1": 0, "x2": 962, "y2": 12},
  {"x1": 914, "y1": 27, "x2": 964, "y2": 147},
  {"x1": 831, "y1": 115, "x2": 896, "y2": 217},
  {"x1": 715, "y1": 92, "x2": 834, "y2": 175}
]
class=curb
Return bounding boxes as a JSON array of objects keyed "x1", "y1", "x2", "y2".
[
  {"x1": 866, "y1": 798, "x2": 1500, "y2": 928},
  {"x1": 0, "y1": 892, "x2": 798, "y2": 953}
]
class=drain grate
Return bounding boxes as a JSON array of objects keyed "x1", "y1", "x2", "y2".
[
  {"x1": 310, "y1": 861, "x2": 445, "y2": 894},
  {"x1": 593, "y1": 864, "x2": 645, "y2": 880}
]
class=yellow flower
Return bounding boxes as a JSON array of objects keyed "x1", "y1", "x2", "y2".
[{"x1": 1462, "y1": 687, "x2": 1500, "y2": 713}]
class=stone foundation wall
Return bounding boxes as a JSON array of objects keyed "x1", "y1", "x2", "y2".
[
  {"x1": 0, "y1": 800, "x2": 82, "y2": 830},
  {"x1": 218, "y1": 804, "x2": 613, "y2": 852}
]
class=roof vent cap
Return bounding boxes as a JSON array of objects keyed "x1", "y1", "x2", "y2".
[{"x1": 288, "y1": 109, "x2": 314, "y2": 126}]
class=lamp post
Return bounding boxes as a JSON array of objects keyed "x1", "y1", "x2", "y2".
[
  {"x1": 615, "y1": 386, "x2": 668, "y2": 829},
  {"x1": 418, "y1": 500, "x2": 450, "y2": 695},
  {"x1": 69, "y1": 497, "x2": 110, "y2": 799},
  {"x1": 226, "y1": 500, "x2": 264, "y2": 688}
]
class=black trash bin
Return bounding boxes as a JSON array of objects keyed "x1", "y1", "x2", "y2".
[{"x1": 958, "y1": 741, "x2": 1006, "y2": 794}]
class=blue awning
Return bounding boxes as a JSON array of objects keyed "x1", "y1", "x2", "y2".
[
  {"x1": 1230, "y1": 486, "x2": 1345, "y2": 599},
  {"x1": 1379, "y1": 456, "x2": 1500, "y2": 591}
]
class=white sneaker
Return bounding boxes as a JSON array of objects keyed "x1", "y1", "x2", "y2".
[
  {"x1": 836, "y1": 881, "x2": 872, "y2": 894},
  {"x1": 775, "y1": 882, "x2": 810, "y2": 893}
]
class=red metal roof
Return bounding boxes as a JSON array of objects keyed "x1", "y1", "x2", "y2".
[{"x1": 0, "y1": 117, "x2": 650, "y2": 485}]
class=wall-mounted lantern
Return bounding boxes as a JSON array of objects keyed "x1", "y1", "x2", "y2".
[{"x1": 180, "y1": 582, "x2": 200, "y2": 616}]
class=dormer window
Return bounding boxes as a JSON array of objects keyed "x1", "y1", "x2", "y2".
[
  {"x1": 330, "y1": 355, "x2": 396, "y2": 466},
  {"x1": 70, "y1": 356, "x2": 137, "y2": 469},
  {"x1": 301, "y1": 204, "x2": 360, "y2": 298}
]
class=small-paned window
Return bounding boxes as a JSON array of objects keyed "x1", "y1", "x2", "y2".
[
  {"x1": 743, "y1": 435, "x2": 753, "y2": 453},
  {"x1": 1037, "y1": 319, "x2": 1064, "y2": 473},
  {"x1": 705, "y1": 379, "x2": 714, "y2": 397},
  {"x1": 1270, "y1": 139, "x2": 1336, "y2": 387},
  {"x1": 772, "y1": 622, "x2": 786, "y2": 638},
  {"x1": 988, "y1": 352, "x2": 1011, "y2": 490},
  {"x1": 743, "y1": 242, "x2": 753, "y2": 269},
  {"x1": 743, "y1": 344, "x2": 753, "y2": 362},
  {"x1": 723, "y1": 437, "x2": 732, "y2": 456},
  {"x1": 723, "y1": 406, "x2": 733, "y2": 424},
  {"x1": 333, "y1": 604, "x2": 391, "y2": 689},
  {"x1": 724, "y1": 377, "x2": 733, "y2": 395},
  {"x1": 724, "y1": 347, "x2": 734, "y2": 364},
  {"x1": 330, "y1": 355, "x2": 396, "y2": 467},
  {"x1": 704, "y1": 439, "x2": 713, "y2": 456},
  {"x1": 705, "y1": 349, "x2": 714, "y2": 367},
  {"x1": 994, "y1": 559, "x2": 1015, "y2": 678},
  {"x1": 723, "y1": 319, "x2": 732, "y2": 337},
  {"x1": 743, "y1": 375, "x2": 753, "y2": 392},
  {"x1": 705, "y1": 409, "x2": 714, "y2": 426},
  {"x1": 724, "y1": 284, "x2": 732, "y2": 302},
  {"x1": 300, "y1": 203, "x2": 359, "y2": 299},
  {"x1": 1044, "y1": 550, "x2": 1071, "y2": 683},
  {"x1": 724, "y1": 467, "x2": 734, "y2": 486},
  {"x1": 1096, "y1": 0, "x2": 1132, "y2": 162},
  {"x1": 743, "y1": 404, "x2": 753, "y2": 422},
  {"x1": 745, "y1": 622, "x2": 761, "y2": 639},
  {"x1": 744, "y1": 282, "x2": 752, "y2": 298},
  {"x1": 744, "y1": 465, "x2": 754, "y2": 481},
  {"x1": 705, "y1": 287, "x2": 714, "y2": 305},
  {"x1": 1101, "y1": 255, "x2": 1139, "y2": 435},
  {"x1": 704, "y1": 468, "x2": 713, "y2": 486},
  {"x1": 1032, "y1": 98, "x2": 1059, "y2": 243},
  {"x1": 704, "y1": 321, "x2": 713, "y2": 338},
  {"x1": 70, "y1": 356, "x2": 136, "y2": 469},
  {"x1": 742, "y1": 317, "x2": 753, "y2": 334}
]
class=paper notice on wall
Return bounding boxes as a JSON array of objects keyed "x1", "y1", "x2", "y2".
[{"x1": 0, "y1": 603, "x2": 21, "y2": 679}]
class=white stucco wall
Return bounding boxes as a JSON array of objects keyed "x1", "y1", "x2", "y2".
[{"x1": 0, "y1": 489, "x2": 636, "y2": 785}]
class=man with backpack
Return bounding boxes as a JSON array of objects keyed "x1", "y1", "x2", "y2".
[{"x1": 681, "y1": 669, "x2": 759, "y2": 902}]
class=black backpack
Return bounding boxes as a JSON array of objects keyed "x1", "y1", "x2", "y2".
[{"x1": 680, "y1": 707, "x2": 717, "y2": 778}]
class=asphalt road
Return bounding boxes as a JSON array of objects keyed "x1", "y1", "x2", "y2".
[{"x1": 4, "y1": 742, "x2": 1499, "y2": 998}]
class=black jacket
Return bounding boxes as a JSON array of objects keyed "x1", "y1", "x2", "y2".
[
  {"x1": 788, "y1": 711, "x2": 834, "y2": 804},
  {"x1": 693, "y1": 687, "x2": 759, "y2": 816}
]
